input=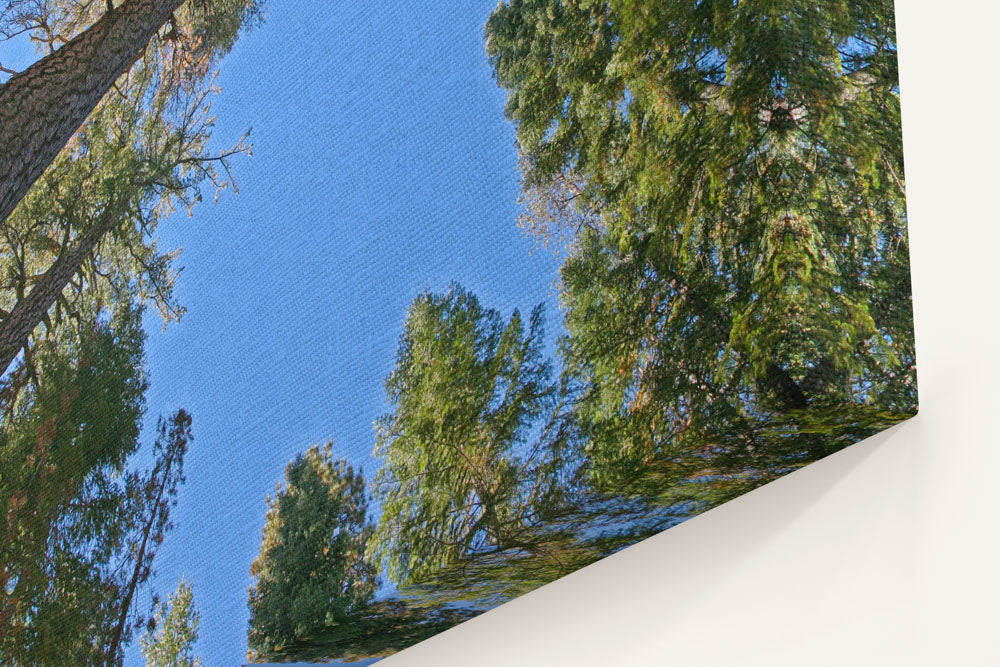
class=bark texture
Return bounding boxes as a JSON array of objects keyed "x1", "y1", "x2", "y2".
[
  {"x1": 0, "y1": 0, "x2": 185, "y2": 225},
  {"x1": 0, "y1": 204, "x2": 118, "y2": 374}
]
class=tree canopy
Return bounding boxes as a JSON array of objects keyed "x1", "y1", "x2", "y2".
[
  {"x1": 486, "y1": 0, "x2": 915, "y2": 492},
  {"x1": 140, "y1": 577, "x2": 203, "y2": 667},
  {"x1": 0, "y1": 307, "x2": 146, "y2": 663},
  {"x1": 0, "y1": 311, "x2": 195, "y2": 664},
  {"x1": 0, "y1": 0, "x2": 918, "y2": 662},
  {"x1": 0, "y1": 2, "x2": 258, "y2": 658},
  {"x1": 247, "y1": 443, "x2": 378, "y2": 658},
  {"x1": 241, "y1": 0, "x2": 916, "y2": 645},
  {"x1": 0, "y1": 0, "x2": 263, "y2": 376},
  {"x1": 0, "y1": 0, "x2": 265, "y2": 224},
  {"x1": 368, "y1": 285, "x2": 576, "y2": 586}
]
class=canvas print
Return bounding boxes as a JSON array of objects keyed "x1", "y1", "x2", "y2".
[{"x1": 0, "y1": 1, "x2": 916, "y2": 664}]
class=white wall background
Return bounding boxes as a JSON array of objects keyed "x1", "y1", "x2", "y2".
[{"x1": 380, "y1": 2, "x2": 1000, "y2": 665}]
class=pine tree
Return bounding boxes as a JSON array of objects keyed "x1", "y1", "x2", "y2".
[
  {"x1": 0, "y1": 0, "x2": 262, "y2": 375},
  {"x1": 0, "y1": 0, "x2": 187, "y2": 223},
  {"x1": 247, "y1": 444, "x2": 378, "y2": 658},
  {"x1": 106, "y1": 409, "x2": 194, "y2": 664},
  {"x1": 486, "y1": 0, "x2": 915, "y2": 493},
  {"x1": 368, "y1": 285, "x2": 576, "y2": 586},
  {"x1": 140, "y1": 578, "x2": 202, "y2": 667},
  {"x1": 0, "y1": 0, "x2": 264, "y2": 223},
  {"x1": 0, "y1": 306, "x2": 194, "y2": 665}
]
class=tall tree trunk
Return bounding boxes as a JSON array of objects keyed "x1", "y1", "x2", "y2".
[
  {"x1": 0, "y1": 0, "x2": 185, "y2": 225},
  {"x1": 0, "y1": 204, "x2": 118, "y2": 374},
  {"x1": 104, "y1": 414, "x2": 187, "y2": 666}
]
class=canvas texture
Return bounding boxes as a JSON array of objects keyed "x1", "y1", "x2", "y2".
[{"x1": 0, "y1": 1, "x2": 915, "y2": 665}]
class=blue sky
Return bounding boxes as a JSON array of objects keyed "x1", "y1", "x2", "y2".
[{"x1": 121, "y1": 1, "x2": 560, "y2": 664}]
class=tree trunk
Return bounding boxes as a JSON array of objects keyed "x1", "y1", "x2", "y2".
[
  {"x1": 0, "y1": 205, "x2": 118, "y2": 374},
  {"x1": 0, "y1": 0, "x2": 185, "y2": 225},
  {"x1": 104, "y1": 418, "x2": 184, "y2": 666},
  {"x1": 764, "y1": 362, "x2": 808, "y2": 410}
]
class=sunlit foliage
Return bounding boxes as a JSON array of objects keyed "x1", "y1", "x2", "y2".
[
  {"x1": 486, "y1": 0, "x2": 915, "y2": 491},
  {"x1": 0, "y1": 0, "x2": 264, "y2": 380},
  {"x1": 140, "y1": 578, "x2": 203, "y2": 667},
  {"x1": 368, "y1": 285, "x2": 577, "y2": 586},
  {"x1": 0, "y1": 309, "x2": 194, "y2": 664},
  {"x1": 247, "y1": 443, "x2": 378, "y2": 659}
]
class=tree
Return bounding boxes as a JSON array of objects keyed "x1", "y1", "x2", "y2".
[
  {"x1": 106, "y1": 409, "x2": 194, "y2": 664},
  {"x1": 0, "y1": 305, "x2": 194, "y2": 665},
  {"x1": 485, "y1": 0, "x2": 916, "y2": 492},
  {"x1": 368, "y1": 285, "x2": 576, "y2": 586},
  {"x1": 0, "y1": 0, "x2": 263, "y2": 375},
  {"x1": 0, "y1": 307, "x2": 146, "y2": 663},
  {"x1": 0, "y1": 2, "x2": 253, "y2": 660},
  {"x1": 140, "y1": 578, "x2": 202, "y2": 667},
  {"x1": 0, "y1": 0, "x2": 263, "y2": 224},
  {"x1": 247, "y1": 443, "x2": 378, "y2": 658},
  {"x1": 0, "y1": 0, "x2": 186, "y2": 224}
]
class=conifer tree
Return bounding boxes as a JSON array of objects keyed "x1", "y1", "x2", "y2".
[
  {"x1": 0, "y1": 0, "x2": 263, "y2": 375},
  {"x1": 140, "y1": 578, "x2": 202, "y2": 667},
  {"x1": 0, "y1": 307, "x2": 194, "y2": 665},
  {"x1": 369, "y1": 285, "x2": 575, "y2": 585},
  {"x1": 0, "y1": 0, "x2": 186, "y2": 223},
  {"x1": 247, "y1": 444, "x2": 378, "y2": 658},
  {"x1": 486, "y1": 0, "x2": 915, "y2": 491},
  {"x1": 0, "y1": 0, "x2": 263, "y2": 224}
]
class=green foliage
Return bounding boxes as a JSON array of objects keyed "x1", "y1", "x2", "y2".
[
  {"x1": 104, "y1": 409, "x2": 196, "y2": 665},
  {"x1": 140, "y1": 578, "x2": 202, "y2": 667},
  {"x1": 247, "y1": 443, "x2": 378, "y2": 658},
  {"x1": 487, "y1": 0, "x2": 916, "y2": 489},
  {"x1": 250, "y1": 600, "x2": 480, "y2": 664},
  {"x1": 0, "y1": 307, "x2": 194, "y2": 665},
  {"x1": 368, "y1": 285, "x2": 576, "y2": 586},
  {"x1": 0, "y1": 0, "x2": 255, "y2": 663},
  {"x1": 1, "y1": 54, "x2": 224, "y2": 330},
  {"x1": 177, "y1": 0, "x2": 267, "y2": 67},
  {"x1": 0, "y1": 0, "x2": 263, "y2": 387},
  {"x1": 248, "y1": 6, "x2": 917, "y2": 662},
  {"x1": 0, "y1": 308, "x2": 146, "y2": 664}
]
